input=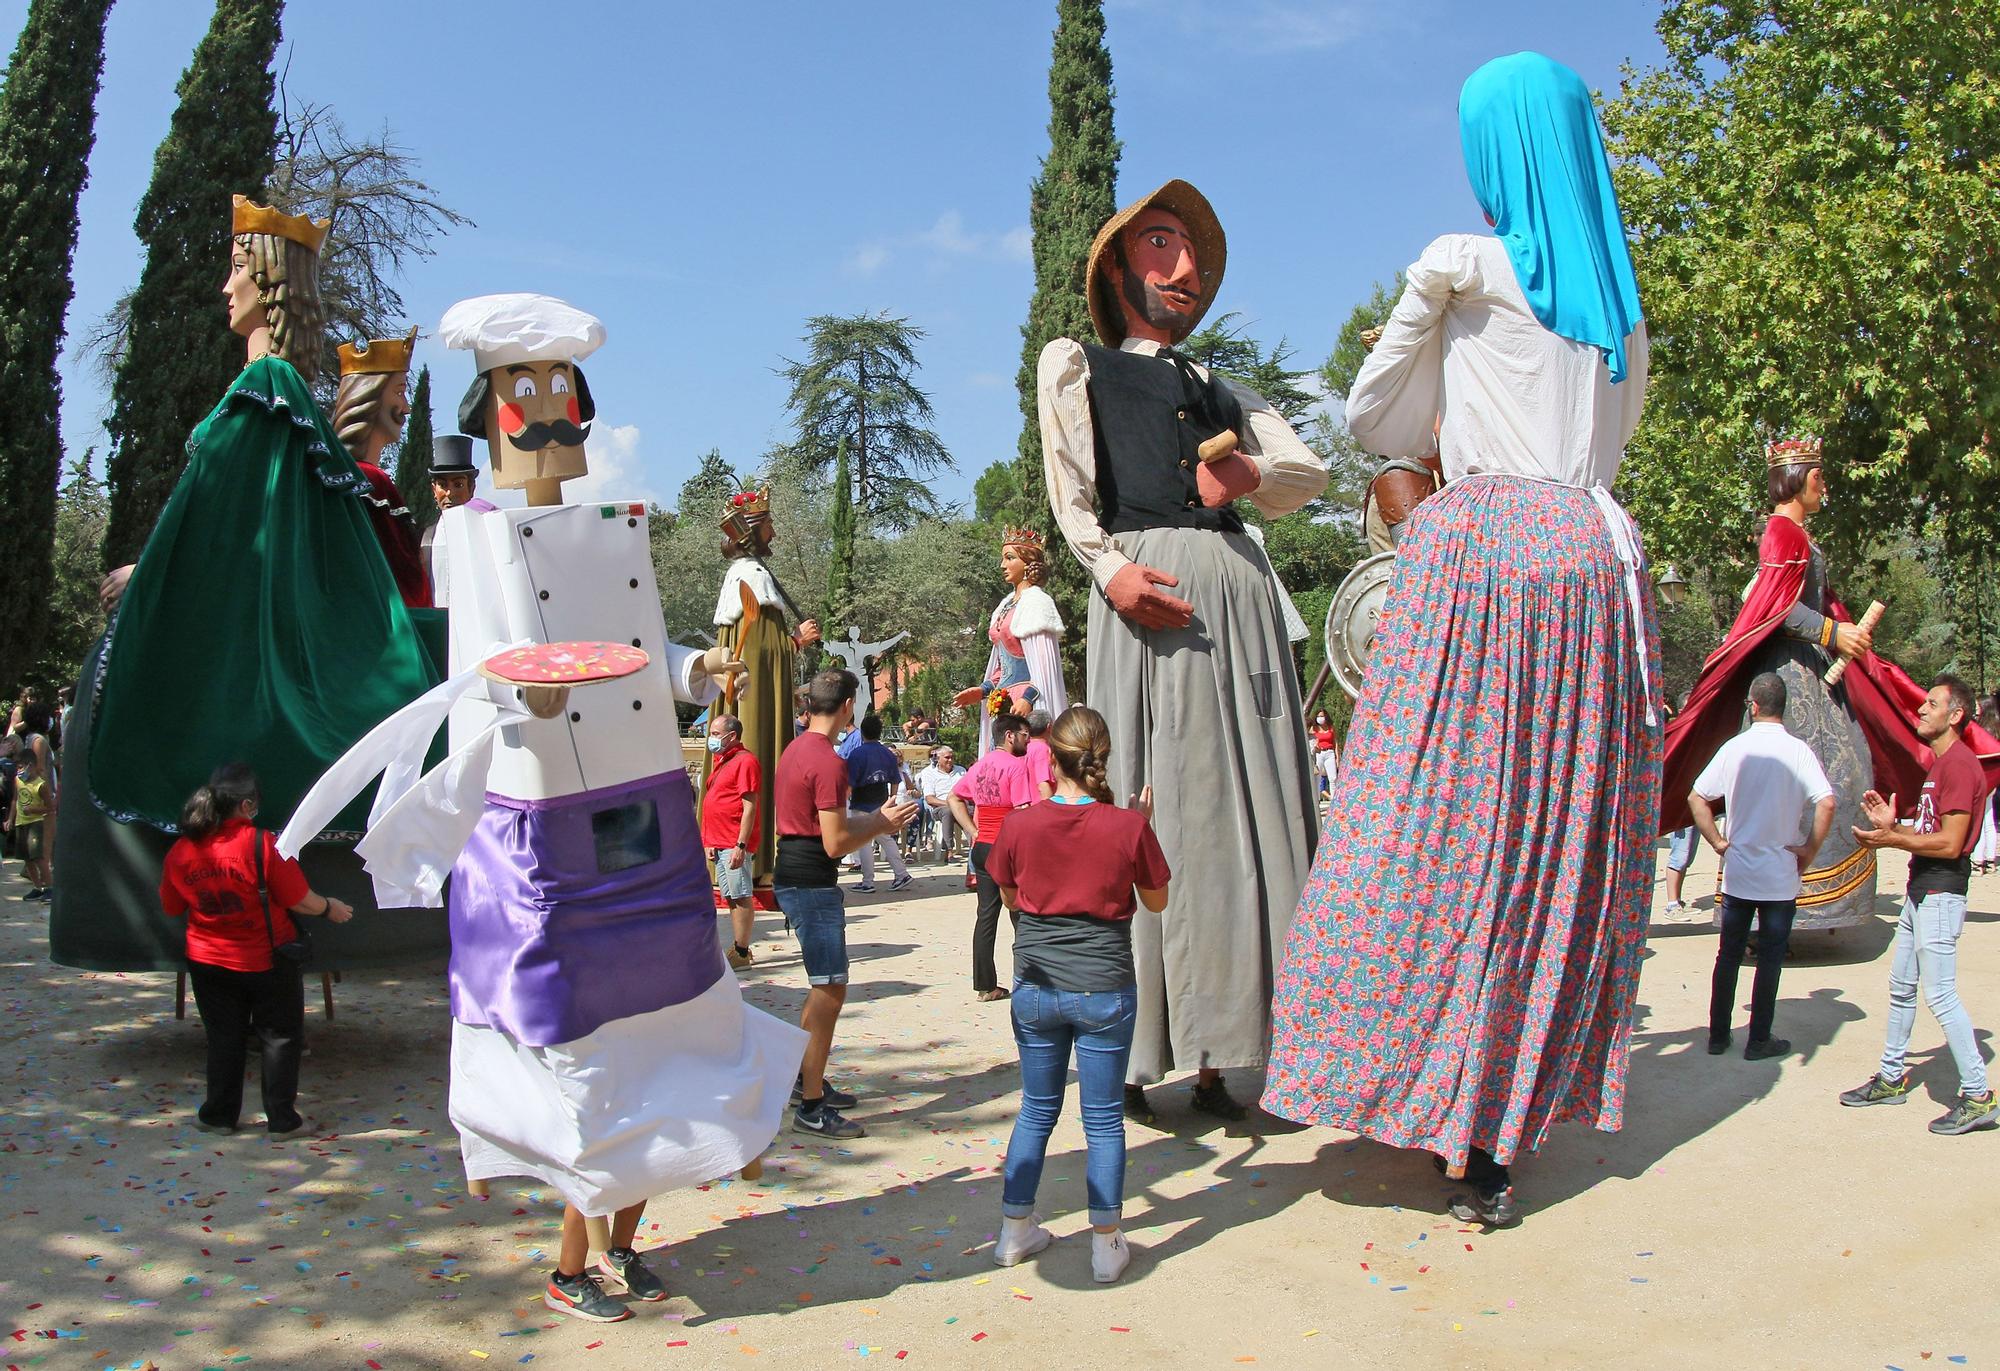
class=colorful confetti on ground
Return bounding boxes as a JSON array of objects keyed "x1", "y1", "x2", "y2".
[{"x1": 3, "y1": 850, "x2": 1995, "y2": 1365}]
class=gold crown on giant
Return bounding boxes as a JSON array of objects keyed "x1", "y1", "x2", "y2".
[
  {"x1": 1002, "y1": 525, "x2": 1045, "y2": 552},
  {"x1": 729, "y1": 488, "x2": 772, "y2": 517},
  {"x1": 338, "y1": 326, "x2": 419, "y2": 377},
  {"x1": 231, "y1": 194, "x2": 331, "y2": 252},
  {"x1": 1765, "y1": 435, "x2": 1823, "y2": 468}
]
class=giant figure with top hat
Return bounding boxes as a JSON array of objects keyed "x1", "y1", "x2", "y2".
[{"x1": 283, "y1": 292, "x2": 805, "y2": 1312}]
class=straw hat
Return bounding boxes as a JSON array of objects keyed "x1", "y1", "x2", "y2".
[{"x1": 1084, "y1": 179, "x2": 1226, "y2": 347}]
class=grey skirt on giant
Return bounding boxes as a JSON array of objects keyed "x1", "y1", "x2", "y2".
[{"x1": 1087, "y1": 526, "x2": 1319, "y2": 1084}]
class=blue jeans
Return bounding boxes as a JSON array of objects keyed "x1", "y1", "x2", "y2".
[
  {"x1": 774, "y1": 884, "x2": 848, "y2": 986},
  {"x1": 1880, "y1": 892, "x2": 1988, "y2": 1095},
  {"x1": 1002, "y1": 981, "x2": 1137, "y2": 1227},
  {"x1": 1711, "y1": 894, "x2": 1795, "y2": 1043},
  {"x1": 1667, "y1": 826, "x2": 1698, "y2": 873}
]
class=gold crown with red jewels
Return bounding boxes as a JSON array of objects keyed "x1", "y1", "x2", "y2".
[
  {"x1": 1001, "y1": 525, "x2": 1045, "y2": 551},
  {"x1": 1765, "y1": 435, "x2": 1823, "y2": 468},
  {"x1": 728, "y1": 488, "x2": 771, "y2": 517}
]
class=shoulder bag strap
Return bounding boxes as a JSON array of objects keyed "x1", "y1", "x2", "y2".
[{"x1": 255, "y1": 834, "x2": 277, "y2": 952}]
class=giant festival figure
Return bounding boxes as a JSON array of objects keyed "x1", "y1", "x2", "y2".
[
  {"x1": 51, "y1": 195, "x2": 445, "y2": 975},
  {"x1": 1261, "y1": 54, "x2": 1659, "y2": 1227},
  {"x1": 955, "y1": 526, "x2": 1069, "y2": 756},
  {"x1": 1661, "y1": 436, "x2": 2000, "y2": 920},
  {"x1": 1036, "y1": 178, "x2": 1328, "y2": 1123},
  {"x1": 281, "y1": 293, "x2": 805, "y2": 1323},
  {"x1": 331, "y1": 328, "x2": 432, "y2": 609}
]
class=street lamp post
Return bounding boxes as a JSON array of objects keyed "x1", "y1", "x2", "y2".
[{"x1": 1657, "y1": 565, "x2": 1688, "y2": 608}]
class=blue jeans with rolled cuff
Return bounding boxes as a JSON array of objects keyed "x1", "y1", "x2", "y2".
[{"x1": 1002, "y1": 980, "x2": 1138, "y2": 1227}]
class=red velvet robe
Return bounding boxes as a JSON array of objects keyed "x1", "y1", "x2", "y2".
[
  {"x1": 1660, "y1": 516, "x2": 1999, "y2": 833},
  {"x1": 355, "y1": 460, "x2": 433, "y2": 609}
]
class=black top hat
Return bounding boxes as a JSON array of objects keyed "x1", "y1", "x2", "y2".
[{"x1": 430, "y1": 434, "x2": 477, "y2": 477}]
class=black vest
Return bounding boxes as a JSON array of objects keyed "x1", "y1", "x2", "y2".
[{"x1": 1082, "y1": 341, "x2": 1246, "y2": 535}]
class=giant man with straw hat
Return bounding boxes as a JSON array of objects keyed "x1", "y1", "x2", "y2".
[{"x1": 1035, "y1": 179, "x2": 1329, "y2": 1122}]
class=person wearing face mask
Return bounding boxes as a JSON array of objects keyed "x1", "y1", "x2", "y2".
[{"x1": 702, "y1": 715, "x2": 760, "y2": 969}]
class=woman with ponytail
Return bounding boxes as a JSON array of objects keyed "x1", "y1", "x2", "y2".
[
  {"x1": 160, "y1": 763, "x2": 353, "y2": 1137},
  {"x1": 982, "y1": 707, "x2": 1169, "y2": 1285}
]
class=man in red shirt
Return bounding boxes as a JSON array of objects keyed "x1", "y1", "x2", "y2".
[
  {"x1": 1843, "y1": 674, "x2": 1996, "y2": 1135},
  {"x1": 774, "y1": 670, "x2": 918, "y2": 1139},
  {"x1": 949, "y1": 712, "x2": 1038, "y2": 1001},
  {"x1": 703, "y1": 714, "x2": 761, "y2": 970}
]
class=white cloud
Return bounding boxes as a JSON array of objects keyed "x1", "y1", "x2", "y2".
[
  {"x1": 844, "y1": 210, "x2": 1032, "y2": 277},
  {"x1": 564, "y1": 422, "x2": 660, "y2": 506}
]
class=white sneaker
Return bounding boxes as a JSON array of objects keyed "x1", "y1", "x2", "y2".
[
  {"x1": 993, "y1": 1214, "x2": 1052, "y2": 1267},
  {"x1": 1091, "y1": 1228, "x2": 1130, "y2": 1283},
  {"x1": 1660, "y1": 901, "x2": 1693, "y2": 923}
]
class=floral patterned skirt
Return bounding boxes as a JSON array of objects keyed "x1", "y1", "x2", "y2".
[{"x1": 1260, "y1": 475, "x2": 1662, "y2": 1166}]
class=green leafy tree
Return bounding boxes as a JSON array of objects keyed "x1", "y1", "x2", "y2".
[
  {"x1": 678, "y1": 448, "x2": 740, "y2": 524},
  {"x1": 0, "y1": 0, "x2": 113, "y2": 687},
  {"x1": 1601, "y1": 1, "x2": 2000, "y2": 582},
  {"x1": 24, "y1": 454, "x2": 110, "y2": 694},
  {"x1": 393, "y1": 363, "x2": 436, "y2": 529},
  {"x1": 1014, "y1": 0, "x2": 1120, "y2": 485},
  {"x1": 780, "y1": 312, "x2": 953, "y2": 531},
  {"x1": 102, "y1": 0, "x2": 284, "y2": 567},
  {"x1": 1312, "y1": 278, "x2": 1403, "y2": 525},
  {"x1": 826, "y1": 437, "x2": 856, "y2": 629}
]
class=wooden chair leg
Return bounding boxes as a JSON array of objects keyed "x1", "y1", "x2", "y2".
[
  {"x1": 320, "y1": 970, "x2": 335, "y2": 1020},
  {"x1": 176, "y1": 970, "x2": 186, "y2": 1020}
]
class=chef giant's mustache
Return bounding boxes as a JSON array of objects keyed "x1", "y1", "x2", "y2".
[{"x1": 506, "y1": 418, "x2": 591, "y2": 450}]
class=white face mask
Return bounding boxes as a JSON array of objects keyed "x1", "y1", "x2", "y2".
[{"x1": 707, "y1": 734, "x2": 727, "y2": 753}]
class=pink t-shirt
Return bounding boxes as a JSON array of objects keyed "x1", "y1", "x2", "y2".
[
  {"x1": 1023, "y1": 738, "x2": 1053, "y2": 794},
  {"x1": 954, "y1": 748, "x2": 1037, "y2": 844}
]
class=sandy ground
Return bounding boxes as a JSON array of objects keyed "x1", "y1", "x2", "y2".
[{"x1": 2, "y1": 835, "x2": 1995, "y2": 1371}]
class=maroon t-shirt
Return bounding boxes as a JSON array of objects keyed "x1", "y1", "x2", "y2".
[
  {"x1": 774, "y1": 730, "x2": 849, "y2": 887},
  {"x1": 987, "y1": 799, "x2": 1171, "y2": 992},
  {"x1": 1909, "y1": 738, "x2": 1989, "y2": 898}
]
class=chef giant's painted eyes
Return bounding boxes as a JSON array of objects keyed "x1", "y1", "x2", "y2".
[{"x1": 514, "y1": 375, "x2": 537, "y2": 399}]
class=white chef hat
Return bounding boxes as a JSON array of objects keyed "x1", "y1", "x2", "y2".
[{"x1": 439, "y1": 293, "x2": 606, "y2": 373}]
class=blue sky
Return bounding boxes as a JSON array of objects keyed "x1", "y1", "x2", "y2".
[{"x1": 14, "y1": 0, "x2": 1667, "y2": 511}]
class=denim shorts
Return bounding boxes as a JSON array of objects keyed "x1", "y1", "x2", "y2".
[
  {"x1": 712, "y1": 848, "x2": 753, "y2": 902},
  {"x1": 774, "y1": 884, "x2": 848, "y2": 985},
  {"x1": 1667, "y1": 826, "x2": 1698, "y2": 873}
]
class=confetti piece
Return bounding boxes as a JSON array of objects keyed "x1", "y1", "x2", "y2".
[{"x1": 971, "y1": 1333, "x2": 987, "y2": 1342}]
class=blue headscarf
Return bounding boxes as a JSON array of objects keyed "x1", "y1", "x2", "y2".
[{"x1": 1459, "y1": 52, "x2": 1645, "y2": 383}]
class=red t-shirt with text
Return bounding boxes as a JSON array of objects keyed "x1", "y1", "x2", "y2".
[
  {"x1": 1909, "y1": 738, "x2": 1989, "y2": 897},
  {"x1": 159, "y1": 819, "x2": 309, "y2": 972}
]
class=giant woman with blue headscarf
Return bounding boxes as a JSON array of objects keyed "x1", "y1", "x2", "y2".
[{"x1": 1261, "y1": 53, "x2": 1660, "y2": 1225}]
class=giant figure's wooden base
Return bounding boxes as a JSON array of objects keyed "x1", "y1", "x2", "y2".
[{"x1": 49, "y1": 635, "x2": 450, "y2": 974}]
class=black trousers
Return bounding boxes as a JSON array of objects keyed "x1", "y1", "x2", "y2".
[
  {"x1": 1710, "y1": 894, "x2": 1796, "y2": 1044},
  {"x1": 971, "y1": 841, "x2": 1005, "y2": 992},
  {"x1": 187, "y1": 959, "x2": 305, "y2": 1131}
]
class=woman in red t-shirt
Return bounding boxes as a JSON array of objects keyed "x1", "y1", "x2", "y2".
[
  {"x1": 160, "y1": 764, "x2": 353, "y2": 1136},
  {"x1": 984, "y1": 707, "x2": 1169, "y2": 1285}
]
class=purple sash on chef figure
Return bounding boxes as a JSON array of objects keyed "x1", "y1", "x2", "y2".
[{"x1": 447, "y1": 770, "x2": 721, "y2": 1047}]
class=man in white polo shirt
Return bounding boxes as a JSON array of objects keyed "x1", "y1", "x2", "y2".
[{"x1": 1687, "y1": 672, "x2": 1836, "y2": 1061}]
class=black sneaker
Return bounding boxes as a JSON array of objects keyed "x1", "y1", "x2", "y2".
[
  {"x1": 1743, "y1": 1037, "x2": 1791, "y2": 1062},
  {"x1": 1189, "y1": 1077, "x2": 1248, "y2": 1121},
  {"x1": 1448, "y1": 1186, "x2": 1521, "y2": 1228},
  {"x1": 1123, "y1": 1084, "x2": 1158, "y2": 1126},
  {"x1": 1706, "y1": 1034, "x2": 1730, "y2": 1056},
  {"x1": 544, "y1": 1269, "x2": 632, "y2": 1323},
  {"x1": 790, "y1": 1076, "x2": 858, "y2": 1110},
  {"x1": 596, "y1": 1246, "x2": 667, "y2": 1301},
  {"x1": 193, "y1": 1118, "x2": 237, "y2": 1136},
  {"x1": 793, "y1": 1102, "x2": 867, "y2": 1139}
]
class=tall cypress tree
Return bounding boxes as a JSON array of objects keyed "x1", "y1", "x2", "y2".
[
  {"x1": 102, "y1": 0, "x2": 283, "y2": 568},
  {"x1": 1013, "y1": 0, "x2": 1119, "y2": 489},
  {"x1": 394, "y1": 363, "x2": 437, "y2": 529},
  {"x1": 826, "y1": 436, "x2": 856, "y2": 629},
  {"x1": 0, "y1": 0, "x2": 113, "y2": 686}
]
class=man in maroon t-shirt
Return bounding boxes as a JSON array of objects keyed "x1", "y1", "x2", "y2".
[
  {"x1": 1843, "y1": 674, "x2": 1996, "y2": 1135},
  {"x1": 773, "y1": 670, "x2": 918, "y2": 1140},
  {"x1": 950, "y1": 713, "x2": 1038, "y2": 1001},
  {"x1": 702, "y1": 715, "x2": 761, "y2": 970}
]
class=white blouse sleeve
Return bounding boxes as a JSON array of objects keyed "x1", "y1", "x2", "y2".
[
  {"x1": 1344, "y1": 234, "x2": 1482, "y2": 459},
  {"x1": 1221, "y1": 378, "x2": 1330, "y2": 518},
  {"x1": 1038, "y1": 338, "x2": 1132, "y2": 592}
]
